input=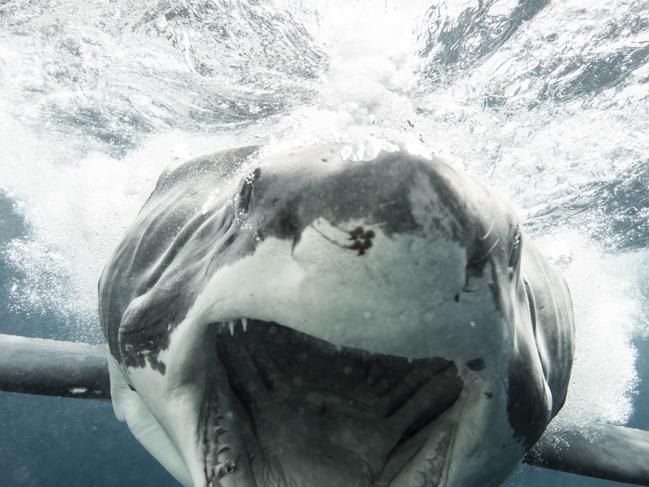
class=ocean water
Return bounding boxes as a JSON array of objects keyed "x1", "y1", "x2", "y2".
[{"x1": 0, "y1": 0, "x2": 648, "y2": 485}]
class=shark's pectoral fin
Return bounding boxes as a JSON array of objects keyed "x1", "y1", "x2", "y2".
[
  {"x1": 0, "y1": 333, "x2": 110, "y2": 400},
  {"x1": 525, "y1": 423, "x2": 649, "y2": 485}
]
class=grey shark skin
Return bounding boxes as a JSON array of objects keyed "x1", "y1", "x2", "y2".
[{"x1": 98, "y1": 145, "x2": 575, "y2": 487}]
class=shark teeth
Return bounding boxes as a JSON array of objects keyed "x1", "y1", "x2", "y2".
[{"x1": 215, "y1": 319, "x2": 251, "y2": 336}]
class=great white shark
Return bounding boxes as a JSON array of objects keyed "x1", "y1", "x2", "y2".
[{"x1": 1, "y1": 145, "x2": 648, "y2": 486}]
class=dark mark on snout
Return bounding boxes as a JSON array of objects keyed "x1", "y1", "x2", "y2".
[
  {"x1": 466, "y1": 358, "x2": 486, "y2": 371},
  {"x1": 348, "y1": 226, "x2": 375, "y2": 256}
]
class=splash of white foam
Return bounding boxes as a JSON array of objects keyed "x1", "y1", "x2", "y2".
[
  {"x1": 263, "y1": 0, "x2": 430, "y2": 154},
  {"x1": 535, "y1": 231, "x2": 641, "y2": 427},
  {"x1": 0, "y1": 125, "x2": 246, "y2": 336}
]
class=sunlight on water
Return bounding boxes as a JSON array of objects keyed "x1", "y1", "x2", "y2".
[{"x1": 265, "y1": 0, "x2": 431, "y2": 154}]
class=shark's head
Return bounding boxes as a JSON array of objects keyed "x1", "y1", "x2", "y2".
[{"x1": 100, "y1": 145, "x2": 559, "y2": 487}]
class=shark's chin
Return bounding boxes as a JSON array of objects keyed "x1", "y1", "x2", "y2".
[{"x1": 202, "y1": 318, "x2": 464, "y2": 487}]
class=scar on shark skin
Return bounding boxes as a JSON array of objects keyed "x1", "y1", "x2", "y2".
[{"x1": 310, "y1": 223, "x2": 376, "y2": 256}]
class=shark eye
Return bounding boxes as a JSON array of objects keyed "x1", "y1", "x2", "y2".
[
  {"x1": 509, "y1": 228, "x2": 522, "y2": 269},
  {"x1": 238, "y1": 167, "x2": 261, "y2": 213}
]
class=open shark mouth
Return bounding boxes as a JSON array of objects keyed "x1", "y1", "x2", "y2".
[{"x1": 202, "y1": 319, "x2": 464, "y2": 487}]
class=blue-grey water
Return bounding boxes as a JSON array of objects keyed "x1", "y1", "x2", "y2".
[{"x1": 1, "y1": 1, "x2": 648, "y2": 485}]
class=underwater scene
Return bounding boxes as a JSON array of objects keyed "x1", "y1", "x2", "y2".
[{"x1": 1, "y1": 0, "x2": 649, "y2": 485}]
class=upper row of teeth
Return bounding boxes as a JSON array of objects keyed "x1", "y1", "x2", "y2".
[{"x1": 220, "y1": 318, "x2": 249, "y2": 336}]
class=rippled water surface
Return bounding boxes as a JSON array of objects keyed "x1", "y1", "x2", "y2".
[{"x1": 1, "y1": 1, "x2": 648, "y2": 485}]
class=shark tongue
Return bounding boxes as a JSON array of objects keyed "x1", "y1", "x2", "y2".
[{"x1": 205, "y1": 319, "x2": 463, "y2": 487}]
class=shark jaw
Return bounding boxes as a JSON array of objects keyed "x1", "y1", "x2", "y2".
[
  {"x1": 113, "y1": 226, "x2": 520, "y2": 487},
  {"x1": 199, "y1": 318, "x2": 464, "y2": 487},
  {"x1": 103, "y1": 148, "x2": 537, "y2": 487}
]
